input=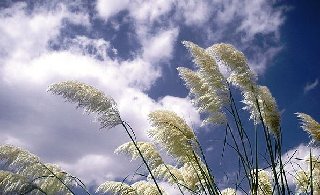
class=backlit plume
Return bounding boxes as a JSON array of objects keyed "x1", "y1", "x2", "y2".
[
  {"x1": 0, "y1": 145, "x2": 74, "y2": 194},
  {"x1": 115, "y1": 142, "x2": 164, "y2": 170},
  {"x1": 148, "y1": 110, "x2": 196, "y2": 163},
  {"x1": 48, "y1": 81, "x2": 122, "y2": 129},
  {"x1": 221, "y1": 188, "x2": 236, "y2": 195},
  {"x1": 296, "y1": 112, "x2": 320, "y2": 142}
]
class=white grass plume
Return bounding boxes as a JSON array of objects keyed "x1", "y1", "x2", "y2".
[
  {"x1": 96, "y1": 181, "x2": 136, "y2": 195},
  {"x1": 251, "y1": 169, "x2": 272, "y2": 195},
  {"x1": 48, "y1": 81, "x2": 122, "y2": 129},
  {"x1": 132, "y1": 181, "x2": 166, "y2": 195},
  {"x1": 148, "y1": 110, "x2": 195, "y2": 163},
  {"x1": 296, "y1": 113, "x2": 320, "y2": 142},
  {"x1": 115, "y1": 142, "x2": 163, "y2": 170},
  {"x1": 0, "y1": 145, "x2": 74, "y2": 194}
]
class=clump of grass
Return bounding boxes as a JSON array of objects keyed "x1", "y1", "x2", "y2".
[{"x1": 1, "y1": 41, "x2": 319, "y2": 195}]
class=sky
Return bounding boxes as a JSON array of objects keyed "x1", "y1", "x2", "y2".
[{"x1": 0, "y1": 0, "x2": 319, "y2": 194}]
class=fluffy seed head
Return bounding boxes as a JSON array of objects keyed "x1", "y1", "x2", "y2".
[
  {"x1": 221, "y1": 188, "x2": 236, "y2": 195},
  {"x1": 115, "y1": 142, "x2": 163, "y2": 170},
  {"x1": 151, "y1": 164, "x2": 185, "y2": 185},
  {"x1": 182, "y1": 41, "x2": 228, "y2": 96},
  {"x1": 207, "y1": 43, "x2": 256, "y2": 88},
  {"x1": 132, "y1": 181, "x2": 166, "y2": 195},
  {"x1": 48, "y1": 81, "x2": 122, "y2": 129},
  {"x1": 96, "y1": 181, "x2": 136, "y2": 195},
  {"x1": 179, "y1": 161, "x2": 209, "y2": 191},
  {"x1": 148, "y1": 110, "x2": 195, "y2": 163},
  {"x1": 242, "y1": 86, "x2": 281, "y2": 136},
  {"x1": 0, "y1": 170, "x2": 37, "y2": 194},
  {"x1": 251, "y1": 169, "x2": 272, "y2": 195},
  {"x1": 296, "y1": 113, "x2": 320, "y2": 142},
  {"x1": 0, "y1": 145, "x2": 74, "y2": 194},
  {"x1": 177, "y1": 67, "x2": 227, "y2": 125}
]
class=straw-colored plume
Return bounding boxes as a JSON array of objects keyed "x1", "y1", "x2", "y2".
[
  {"x1": 132, "y1": 181, "x2": 166, "y2": 195},
  {"x1": 221, "y1": 188, "x2": 236, "y2": 195},
  {"x1": 208, "y1": 43, "x2": 256, "y2": 90},
  {"x1": 242, "y1": 86, "x2": 281, "y2": 136},
  {"x1": 148, "y1": 110, "x2": 195, "y2": 163},
  {"x1": 251, "y1": 169, "x2": 272, "y2": 195},
  {"x1": 115, "y1": 142, "x2": 163, "y2": 170},
  {"x1": 0, "y1": 170, "x2": 37, "y2": 194},
  {"x1": 96, "y1": 181, "x2": 136, "y2": 194},
  {"x1": 179, "y1": 41, "x2": 229, "y2": 126},
  {"x1": 48, "y1": 81, "x2": 122, "y2": 129},
  {"x1": 151, "y1": 164, "x2": 184, "y2": 185},
  {"x1": 0, "y1": 145, "x2": 74, "y2": 194},
  {"x1": 296, "y1": 113, "x2": 320, "y2": 142}
]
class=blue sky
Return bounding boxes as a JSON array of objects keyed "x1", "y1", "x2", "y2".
[{"x1": 0, "y1": 0, "x2": 319, "y2": 194}]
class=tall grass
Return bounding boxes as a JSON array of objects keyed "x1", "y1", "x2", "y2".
[{"x1": 0, "y1": 41, "x2": 319, "y2": 194}]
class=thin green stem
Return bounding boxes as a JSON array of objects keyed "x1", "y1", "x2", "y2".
[
  {"x1": 310, "y1": 148, "x2": 313, "y2": 195},
  {"x1": 40, "y1": 164, "x2": 76, "y2": 195},
  {"x1": 254, "y1": 125, "x2": 258, "y2": 195},
  {"x1": 226, "y1": 123, "x2": 253, "y2": 190},
  {"x1": 121, "y1": 122, "x2": 163, "y2": 195}
]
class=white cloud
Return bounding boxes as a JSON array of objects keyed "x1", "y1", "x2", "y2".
[
  {"x1": 304, "y1": 79, "x2": 319, "y2": 94},
  {"x1": 236, "y1": 0, "x2": 285, "y2": 41},
  {"x1": 95, "y1": 0, "x2": 287, "y2": 75},
  {"x1": 0, "y1": 1, "x2": 200, "y2": 185},
  {"x1": 59, "y1": 154, "x2": 119, "y2": 184},
  {"x1": 0, "y1": 0, "x2": 290, "y2": 189},
  {"x1": 142, "y1": 28, "x2": 179, "y2": 63},
  {"x1": 249, "y1": 45, "x2": 283, "y2": 74},
  {"x1": 96, "y1": 0, "x2": 130, "y2": 20},
  {"x1": 175, "y1": 1, "x2": 210, "y2": 26}
]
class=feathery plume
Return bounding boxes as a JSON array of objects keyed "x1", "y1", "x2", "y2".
[
  {"x1": 248, "y1": 87, "x2": 280, "y2": 134},
  {"x1": 0, "y1": 145, "x2": 74, "y2": 194},
  {"x1": 148, "y1": 110, "x2": 195, "y2": 163},
  {"x1": 151, "y1": 164, "x2": 184, "y2": 185},
  {"x1": 242, "y1": 86, "x2": 281, "y2": 136},
  {"x1": 258, "y1": 86, "x2": 281, "y2": 136},
  {"x1": 179, "y1": 161, "x2": 209, "y2": 192},
  {"x1": 221, "y1": 188, "x2": 236, "y2": 195},
  {"x1": 251, "y1": 169, "x2": 272, "y2": 195},
  {"x1": 296, "y1": 113, "x2": 320, "y2": 142},
  {"x1": 295, "y1": 156, "x2": 320, "y2": 194},
  {"x1": 132, "y1": 181, "x2": 166, "y2": 195},
  {"x1": 295, "y1": 170, "x2": 311, "y2": 194},
  {"x1": 115, "y1": 142, "x2": 163, "y2": 170},
  {"x1": 208, "y1": 43, "x2": 256, "y2": 90},
  {"x1": 0, "y1": 170, "x2": 38, "y2": 194},
  {"x1": 96, "y1": 181, "x2": 136, "y2": 195},
  {"x1": 48, "y1": 81, "x2": 122, "y2": 129},
  {"x1": 177, "y1": 67, "x2": 227, "y2": 125},
  {"x1": 182, "y1": 41, "x2": 228, "y2": 97}
]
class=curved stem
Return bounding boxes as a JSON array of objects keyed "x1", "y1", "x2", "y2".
[{"x1": 121, "y1": 122, "x2": 163, "y2": 195}]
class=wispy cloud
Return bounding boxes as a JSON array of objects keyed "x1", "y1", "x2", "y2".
[
  {"x1": 95, "y1": 0, "x2": 288, "y2": 75},
  {"x1": 304, "y1": 78, "x2": 319, "y2": 94}
]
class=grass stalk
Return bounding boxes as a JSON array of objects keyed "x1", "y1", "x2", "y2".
[{"x1": 121, "y1": 122, "x2": 163, "y2": 195}]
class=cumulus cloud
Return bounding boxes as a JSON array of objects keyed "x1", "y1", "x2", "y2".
[
  {"x1": 304, "y1": 78, "x2": 319, "y2": 94},
  {"x1": 0, "y1": 0, "x2": 290, "y2": 189},
  {"x1": 0, "y1": 1, "x2": 199, "y2": 185}
]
